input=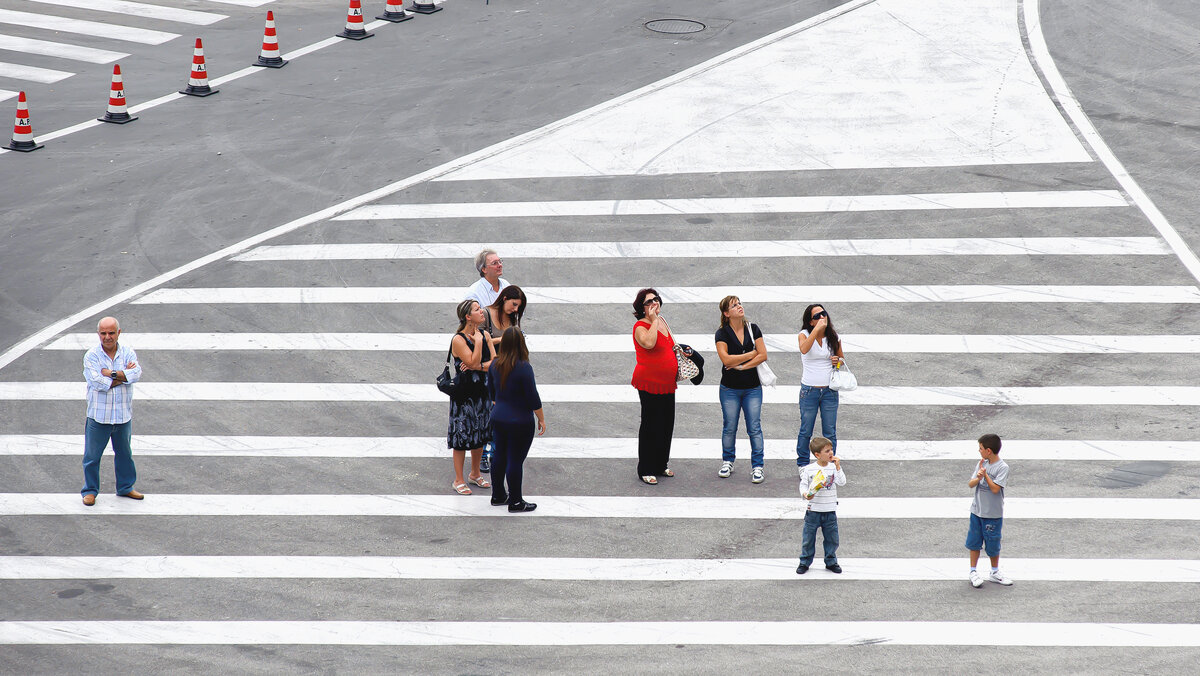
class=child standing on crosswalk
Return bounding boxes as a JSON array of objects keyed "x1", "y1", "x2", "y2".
[
  {"x1": 967, "y1": 434, "x2": 1013, "y2": 588},
  {"x1": 796, "y1": 437, "x2": 846, "y2": 575}
]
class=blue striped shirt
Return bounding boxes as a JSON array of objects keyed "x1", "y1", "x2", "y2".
[{"x1": 84, "y1": 343, "x2": 141, "y2": 424}]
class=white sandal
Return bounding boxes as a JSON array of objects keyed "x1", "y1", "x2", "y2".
[{"x1": 640, "y1": 475, "x2": 658, "y2": 485}]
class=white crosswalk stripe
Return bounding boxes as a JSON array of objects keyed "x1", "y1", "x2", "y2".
[
  {"x1": 0, "y1": 60, "x2": 72, "y2": 83},
  {"x1": 4, "y1": 494, "x2": 1200, "y2": 519},
  {"x1": 0, "y1": 8, "x2": 178, "y2": 44},
  {"x1": 3, "y1": 0, "x2": 1199, "y2": 663},
  {"x1": 24, "y1": 0, "x2": 228, "y2": 26},
  {"x1": 231, "y1": 236, "x2": 1173, "y2": 261},
  {"x1": 7, "y1": 382, "x2": 1200, "y2": 405},
  {"x1": 0, "y1": 34, "x2": 128, "y2": 63},
  {"x1": 5, "y1": 620, "x2": 1200, "y2": 647},
  {"x1": 41, "y1": 332, "x2": 1200, "y2": 353},
  {"x1": 6, "y1": 435, "x2": 1200, "y2": 461},
  {"x1": 128, "y1": 285, "x2": 1200, "y2": 305}
]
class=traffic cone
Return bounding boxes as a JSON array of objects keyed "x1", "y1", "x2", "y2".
[
  {"x1": 179, "y1": 38, "x2": 219, "y2": 97},
  {"x1": 336, "y1": 0, "x2": 374, "y2": 40},
  {"x1": 252, "y1": 11, "x2": 288, "y2": 68},
  {"x1": 6, "y1": 92, "x2": 42, "y2": 152},
  {"x1": 409, "y1": 0, "x2": 441, "y2": 14},
  {"x1": 98, "y1": 64, "x2": 137, "y2": 124},
  {"x1": 376, "y1": 0, "x2": 413, "y2": 22}
]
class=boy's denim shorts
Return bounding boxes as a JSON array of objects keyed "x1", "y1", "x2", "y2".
[{"x1": 965, "y1": 513, "x2": 1003, "y2": 557}]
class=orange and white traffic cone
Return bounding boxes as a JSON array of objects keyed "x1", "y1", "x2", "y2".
[
  {"x1": 98, "y1": 64, "x2": 137, "y2": 124},
  {"x1": 252, "y1": 11, "x2": 288, "y2": 68},
  {"x1": 409, "y1": 0, "x2": 441, "y2": 14},
  {"x1": 377, "y1": 0, "x2": 413, "y2": 22},
  {"x1": 179, "y1": 38, "x2": 219, "y2": 97},
  {"x1": 6, "y1": 91, "x2": 43, "y2": 152},
  {"x1": 336, "y1": 0, "x2": 374, "y2": 40}
]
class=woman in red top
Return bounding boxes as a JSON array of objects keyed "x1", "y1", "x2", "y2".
[{"x1": 631, "y1": 288, "x2": 679, "y2": 485}]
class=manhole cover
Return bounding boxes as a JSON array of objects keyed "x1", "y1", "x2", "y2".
[{"x1": 645, "y1": 19, "x2": 706, "y2": 35}]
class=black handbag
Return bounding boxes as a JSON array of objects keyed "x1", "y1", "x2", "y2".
[{"x1": 436, "y1": 342, "x2": 461, "y2": 398}]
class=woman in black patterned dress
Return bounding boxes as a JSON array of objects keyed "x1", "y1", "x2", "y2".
[{"x1": 448, "y1": 299, "x2": 494, "y2": 495}]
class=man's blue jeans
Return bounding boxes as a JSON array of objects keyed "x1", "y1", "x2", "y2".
[
  {"x1": 82, "y1": 418, "x2": 136, "y2": 496},
  {"x1": 719, "y1": 385, "x2": 764, "y2": 467},
  {"x1": 798, "y1": 510, "x2": 840, "y2": 567},
  {"x1": 796, "y1": 384, "x2": 838, "y2": 466}
]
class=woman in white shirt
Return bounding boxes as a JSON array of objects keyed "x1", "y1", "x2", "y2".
[{"x1": 796, "y1": 304, "x2": 845, "y2": 467}]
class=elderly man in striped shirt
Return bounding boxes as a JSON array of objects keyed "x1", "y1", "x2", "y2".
[{"x1": 81, "y1": 316, "x2": 143, "y2": 506}]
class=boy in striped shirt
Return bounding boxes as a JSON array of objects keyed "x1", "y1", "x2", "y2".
[{"x1": 796, "y1": 437, "x2": 846, "y2": 574}]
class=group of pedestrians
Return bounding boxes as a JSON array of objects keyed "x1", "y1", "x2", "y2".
[
  {"x1": 628, "y1": 289, "x2": 845, "y2": 486},
  {"x1": 72, "y1": 247, "x2": 1014, "y2": 585}
]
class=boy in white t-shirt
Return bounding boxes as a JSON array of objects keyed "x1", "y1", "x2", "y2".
[{"x1": 796, "y1": 437, "x2": 846, "y2": 574}]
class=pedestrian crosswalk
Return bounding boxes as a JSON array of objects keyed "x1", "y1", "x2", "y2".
[
  {"x1": 0, "y1": 0, "x2": 267, "y2": 85},
  {"x1": 2, "y1": 0, "x2": 1199, "y2": 667}
]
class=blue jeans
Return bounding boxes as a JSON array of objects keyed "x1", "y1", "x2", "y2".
[
  {"x1": 799, "y1": 510, "x2": 839, "y2": 566},
  {"x1": 796, "y1": 384, "x2": 838, "y2": 466},
  {"x1": 719, "y1": 385, "x2": 763, "y2": 467},
  {"x1": 82, "y1": 417, "x2": 136, "y2": 496}
]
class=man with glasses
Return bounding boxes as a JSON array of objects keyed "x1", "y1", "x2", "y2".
[
  {"x1": 465, "y1": 249, "x2": 510, "y2": 472},
  {"x1": 81, "y1": 316, "x2": 144, "y2": 506},
  {"x1": 465, "y1": 249, "x2": 510, "y2": 308}
]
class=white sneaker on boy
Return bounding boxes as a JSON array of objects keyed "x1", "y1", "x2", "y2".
[
  {"x1": 969, "y1": 570, "x2": 984, "y2": 588},
  {"x1": 989, "y1": 570, "x2": 1014, "y2": 586}
]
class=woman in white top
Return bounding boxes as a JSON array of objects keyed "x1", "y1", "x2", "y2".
[{"x1": 796, "y1": 303, "x2": 845, "y2": 467}]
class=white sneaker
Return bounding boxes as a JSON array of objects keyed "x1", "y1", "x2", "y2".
[
  {"x1": 989, "y1": 570, "x2": 1013, "y2": 586},
  {"x1": 969, "y1": 570, "x2": 983, "y2": 588},
  {"x1": 718, "y1": 461, "x2": 733, "y2": 478},
  {"x1": 751, "y1": 467, "x2": 765, "y2": 484}
]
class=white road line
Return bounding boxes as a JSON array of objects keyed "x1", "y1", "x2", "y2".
[
  {"x1": 129, "y1": 285, "x2": 1200, "y2": 305},
  {"x1": 1026, "y1": 0, "x2": 1200, "y2": 284},
  {"x1": 2, "y1": 556, "x2": 1198, "y2": 582},
  {"x1": 232, "y1": 237, "x2": 1169, "y2": 261},
  {"x1": 0, "y1": 34, "x2": 128, "y2": 63},
  {"x1": 25, "y1": 0, "x2": 227, "y2": 26},
  {"x1": 0, "y1": 9, "x2": 178, "y2": 45},
  {"x1": 2, "y1": 495, "x2": 1199, "y2": 520},
  {"x1": 3, "y1": 620, "x2": 1199, "y2": 647},
  {"x1": 6, "y1": 383, "x2": 1200, "y2": 406},
  {"x1": 40, "y1": 332, "x2": 1200, "y2": 354},
  {"x1": 333, "y1": 191, "x2": 1129, "y2": 220},
  {"x1": 0, "y1": 88, "x2": 14, "y2": 102},
  {"x1": 197, "y1": 0, "x2": 273, "y2": 6},
  {"x1": 4, "y1": 435, "x2": 1197, "y2": 462},
  {"x1": 0, "y1": 61, "x2": 72, "y2": 83}
]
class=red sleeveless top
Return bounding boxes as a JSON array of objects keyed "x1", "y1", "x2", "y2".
[{"x1": 631, "y1": 320, "x2": 678, "y2": 394}]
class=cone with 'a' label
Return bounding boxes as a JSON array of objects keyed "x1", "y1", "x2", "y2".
[
  {"x1": 6, "y1": 91, "x2": 43, "y2": 152},
  {"x1": 252, "y1": 11, "x2": 288, "y2": 68},
  {"x1": 377, "y1": 0, "x2": 413, "y2": 22},
  {"x1": 180, "y1": 38, "x2": 219, "y2": 97},
  {"x1": 98, "y1": 64, "x2": 137, "y2": 124},
  {"x1": 336, "y1": 0, "x2": 374, "y2": 39},
  {"x1": 409, "y1": 0, "x2": 441, "y2": 14}
]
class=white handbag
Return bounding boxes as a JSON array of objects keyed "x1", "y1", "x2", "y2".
[
  {"x1": 829, "y1": 361, "x2": 857, "y2": 391},
  {"x1": 746, "y1": 323, "x2": 777, "y2": 387}
]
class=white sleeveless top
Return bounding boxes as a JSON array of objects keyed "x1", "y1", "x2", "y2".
[{"x1": 799, "y1": 329, "x2": 833, "y2": 386}]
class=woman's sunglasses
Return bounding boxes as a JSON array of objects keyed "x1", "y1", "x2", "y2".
[
  {"x1": 811, "y1": 311, "x2": 828, "y2": 320},
  {"x1": 643, "y1": 297, "x2": 662, "y2": 307}
]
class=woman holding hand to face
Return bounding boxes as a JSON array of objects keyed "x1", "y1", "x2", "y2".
[
  {"x1": 631, "y1": 288, "x2": 679, "y2": 485},
  {"x1": 796, "y1": 303, "x2": 845, "y2": 468}
]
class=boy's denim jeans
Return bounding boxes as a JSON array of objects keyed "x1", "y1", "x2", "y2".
[
  {"x1": 799, "y1": 510, "x2": 839, "y2": 567},
  {"x1": 719, "y1": 385, "x2": 764, "y2": 467},
  {"x1": 796, "y1": 384, "x2": 838, "y2": 466}
]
